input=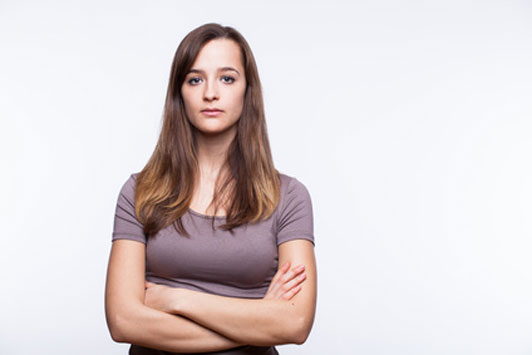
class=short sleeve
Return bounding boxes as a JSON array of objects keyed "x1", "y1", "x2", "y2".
[
  {"x1": 111, "y1": 174, "x2": 147, "y2": 244},
  {"x1": 276, "y1": 177, "x2": 315, "y2": 246}
]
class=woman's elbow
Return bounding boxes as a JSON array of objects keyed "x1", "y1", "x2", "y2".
[
  {"x1": 285, "y1": 314, "x2": 313, "y2": 345},
  {"x1": 106, "y1": 309, "x2": 130, "y2": 343},
  {"x1": 109, "y1": 326, "x2": 125, "y2": 343}
]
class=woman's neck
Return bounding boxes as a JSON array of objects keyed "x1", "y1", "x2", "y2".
[{"x1": 194, "y1": 125, "x2": 236, "y2": 178}]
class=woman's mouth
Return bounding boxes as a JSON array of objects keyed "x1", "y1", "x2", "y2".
[{"x1": 201, "y1": 108, "x2": 223, "y2": 117}]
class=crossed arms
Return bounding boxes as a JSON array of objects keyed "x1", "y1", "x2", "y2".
[{"x1": 104, "y1": 238, "x2": 317, "y2": 353}]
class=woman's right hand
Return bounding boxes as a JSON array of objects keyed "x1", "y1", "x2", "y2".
[{"x1": 263, "y1": 261, "x2": 307, "y2": 301}]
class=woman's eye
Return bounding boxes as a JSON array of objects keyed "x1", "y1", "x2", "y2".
[
  {"x1": 188, "y1": 77, "x2": 202, "y2": 85},
  {"x1": 221, "y1": 76, "x2": 235, "y2": 84}
]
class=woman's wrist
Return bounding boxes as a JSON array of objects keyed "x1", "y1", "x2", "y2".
[
  {"x1": 172, "y1": 287, "x2": 193, "y2": 315},
  {"x1": 170, "y1": 287, "x2": 183, "y2": 314}
]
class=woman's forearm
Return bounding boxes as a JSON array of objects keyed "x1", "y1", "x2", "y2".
[
  {"x1": 172, "y1": 289, "x2": 312, "y2": 346},
  {"x1": 139, "y1": 241, "x2": 317, "y2": 347},
  {"x1": 110, "y1": 301, "x2": 243, "y2": 353}
]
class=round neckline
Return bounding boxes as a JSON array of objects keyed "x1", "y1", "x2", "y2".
[{"x1": 187, "y1": 208, "x2": 227, "y2": 220}]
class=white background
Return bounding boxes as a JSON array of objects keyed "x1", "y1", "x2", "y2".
[{"x1": 1, "y1": 0, "x2": 531, "y2": 354}]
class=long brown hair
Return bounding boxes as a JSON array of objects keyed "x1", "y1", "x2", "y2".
[{"x1": 135, "y1": 23, "x2": 281, "y2": 238}]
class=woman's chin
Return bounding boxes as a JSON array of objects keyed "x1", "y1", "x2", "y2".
[{"x1": 194, "y1": 123, "x2": 238, "y2": 137}]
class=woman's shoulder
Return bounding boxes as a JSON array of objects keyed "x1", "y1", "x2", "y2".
[
  {"x1": 274, "y1": 171, "x2": 314, "y2": 245},
  {"x1": 275, "y1": 171, "x2": 313, "y2": 223},
  {"x1": 130, "y1": 171, "x2": 141, "y2": 181},
  {"x1": 125, "y1": 171, "x2": 141, "y2": 184},
  {"x1": 277, "y1": 171, "x2": 312, "y2": 198},
  {"x1": 116, "y1": 171, "x2": 141, "y2": 198}
]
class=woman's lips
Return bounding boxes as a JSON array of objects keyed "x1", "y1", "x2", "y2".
[{"x1": 201, "y1": 109, "x2": 223, "y2": 117}]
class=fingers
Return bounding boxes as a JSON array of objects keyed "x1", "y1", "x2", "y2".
[
  {"x1": 269, "y1": 264, "x2": 306, "y2": 298},
  {"x1": 281, "y1": 284, "x2": 302, "y2": 300},
  {"x1": 270, "y1": 261, "x2": 290, "y2": 285},
  {"x1": 265, "y1": 262, "x2": 290, "y2": 295},
  {"x1": 280, "y1": 271, "x2": 307, "y2": 298},
  {"x1": 279, "y1": 264, "x2": 305, "y2": 285},
  {"x1": 264, "y1": 262, "x2": 307, "y2": 300}
]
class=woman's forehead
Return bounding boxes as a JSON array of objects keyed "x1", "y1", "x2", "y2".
[{"x1": 190, "y1": 39, "x2": 244, "y2": 73}]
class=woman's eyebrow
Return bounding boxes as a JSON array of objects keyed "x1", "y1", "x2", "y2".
[
  {"x1": 188, "y1": 67, "x2": 240, "y2": 76},
  {"x1": 220, "y1": 67, "x2": 240, "y2": 75}
]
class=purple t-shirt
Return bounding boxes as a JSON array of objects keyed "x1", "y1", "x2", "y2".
[{"x1": 111, "y1": 172, "x2": 315, "y2": 355}]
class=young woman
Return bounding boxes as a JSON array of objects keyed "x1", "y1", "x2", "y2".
[{"x1": 105, "y1": 23, "x2": 317, "y2": 355}]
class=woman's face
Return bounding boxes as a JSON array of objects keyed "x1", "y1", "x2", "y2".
[{"x1": 181, "y1": 39, "x2": 247, "y2": 137}]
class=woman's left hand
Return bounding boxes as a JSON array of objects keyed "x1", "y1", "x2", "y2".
[
  {"x1": 263, "y1": 261, "x2": 306, "y2": 301},
  {"x1": 144, "y1": 281, "x2": 180, "y2": 314}
]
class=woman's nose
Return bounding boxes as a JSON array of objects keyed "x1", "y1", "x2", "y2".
[{"x1": 203, "y1": 81, "x2": 219, "y2": 101}]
